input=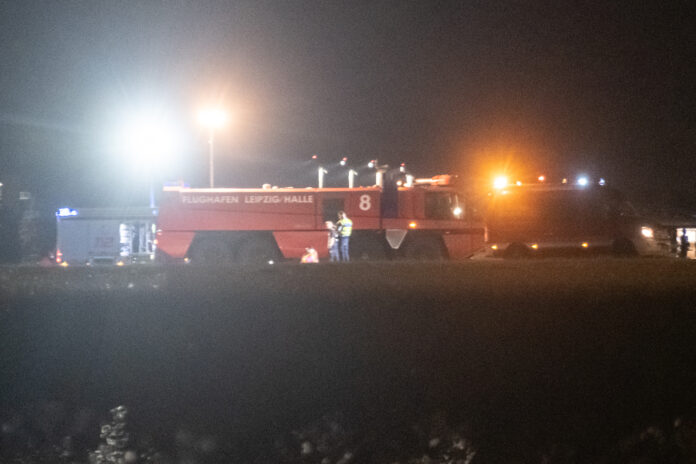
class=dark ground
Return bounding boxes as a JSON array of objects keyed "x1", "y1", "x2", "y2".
[{"x1": 2, "y1": 259, "x2": 696, "y2": 463}]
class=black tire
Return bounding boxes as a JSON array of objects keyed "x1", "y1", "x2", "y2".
[
  {"x1": 189, "y1": 238, "x2": 234, "y2": 265},
  {"x1": 612, "y1": 238, "x2": 637, "y2": 256},
  {"x1": 236, "y1": 236, "x2": 281, "y2": 264},
  {"x1": 503, "y1": 242, "x2": 531, "y2": 259},
  {"x1": 400, "y1": 236, "x2": 446, "y2": 261}
]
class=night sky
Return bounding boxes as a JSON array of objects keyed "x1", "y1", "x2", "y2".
[{"x1": 1, "y1": 1, "x2": 694, "y2": 210}]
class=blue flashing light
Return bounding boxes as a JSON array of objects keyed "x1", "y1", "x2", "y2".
[
  {"x1": 577, "y1": 176, "x2": 589, "y2": 187},
  {"x1": 56, "y1": 207, "x2": 78, "y2": 217}
]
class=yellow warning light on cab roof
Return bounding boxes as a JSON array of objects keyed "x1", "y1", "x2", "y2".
[
  {"x1": 538, "y1": 175, "x2": 545, "y2": 182},
  {"x1": 531, "y1": 244, "x2": 539, "y2": 249},
  {"x1": 581, "y1": 242, "x2": 589, "y2": 248},
  {"x1": 491, "y1": 244, "x2": 498, "y2": 250},
  {"x1": 409, "y1": 222, "x2": 417, "y2": 229},
  {"x1": 59, "y1": 261, "x2": 69, "y2": 267}
]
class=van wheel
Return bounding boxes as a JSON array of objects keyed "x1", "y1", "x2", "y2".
[
  {"x1": 189, "y1": 238, "x2": 233, "y2": 265},
  {"x1": 504, "y1": 242, "x2": 531, "y2": 259},
  {"x1": 401, "y1": 236, "x2": 445, "y2": 260},
  {"x1": 237, "y1": 237, "x2": 281, "y2": 264},
  {"x1": 612, "y1": 238, "x2": 637, "y2": 256}
]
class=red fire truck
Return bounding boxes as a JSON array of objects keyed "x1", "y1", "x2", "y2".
[{"x1": 155, "y1": 175, "x2": 485, "y2": 264}]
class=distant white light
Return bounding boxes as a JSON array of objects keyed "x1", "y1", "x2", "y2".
[
  {"x1": 340, "y1": 157, "x2": 347, "y2": 166},
  {"x1": 452, "y1": 206, "x2": 463, "y2": 217},
  {"x1": 577, "y1": 176, "x2": 589, "y2": 186},
  {"x1": 598, "y1": 178, "x2": 606, "y2": 186},
  {"x1": 268, "y1": 260, "x2": 275, "y2": 265},
  {"x1": 641, "y1": 226, "x2": 654, "y2": 238},
  {"x1": 368, "y1": 160, "x2": 375, "y2": 168},
  {"x1": 56, "y1": 208, "x2": 78, "y2": 217}
]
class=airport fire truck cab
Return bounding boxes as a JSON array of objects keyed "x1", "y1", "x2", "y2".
[{"x1": 155, "y1": 175, "x2": 485, "y2": 264}]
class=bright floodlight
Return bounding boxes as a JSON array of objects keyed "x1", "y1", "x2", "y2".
[
  {"x1": 493, "y1": 176, "x2": 508, "y2": 189},
  {"x1": 197, "y1": 108, "x2": 227, "y2": 129},
  {"x1": 577, "y1": 176, "x2": 589, "y2": 186},
  {"x1": 122, "y1": 111, "x2": 176, "y2": 167}
]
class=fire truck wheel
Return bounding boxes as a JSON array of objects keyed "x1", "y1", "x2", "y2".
[
  {"x1": 189, "y1": 238, "x2": 234, "y2": 265},
  {"x1": 236, "y1": 237, "x2": 281, "y2": 264},
  {"x1": 401, "y1": 236, "x2": 445, "y2": 260}
]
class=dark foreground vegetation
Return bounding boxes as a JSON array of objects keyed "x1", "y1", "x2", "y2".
[{"x1": 2, "y1": 259, "x2": 696, "y2": 463}]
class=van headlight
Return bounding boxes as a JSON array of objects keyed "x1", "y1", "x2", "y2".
[{"x1": 641, "y1": 226, "x2": 654, "y2": 238}]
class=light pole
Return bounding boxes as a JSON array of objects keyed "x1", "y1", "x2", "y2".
[
  {"x1": 318, "y1": 167, "x2": 328, "y2": 188},
  {"x1": 197, "y1": 108, "x2": 227, "y2": 188},
  {"x1": 348, "y1": 169, "x2": 358, "y2": 188}
]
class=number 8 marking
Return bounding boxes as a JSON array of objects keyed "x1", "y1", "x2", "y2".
[{"x1": 359, "y1": 194, "x2": 371, "y2": 211}]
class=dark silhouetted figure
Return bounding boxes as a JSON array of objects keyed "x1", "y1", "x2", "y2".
[
  {"x1": 679, "y1": 228, "x2": 690, "y2": 258},
  {"x1": 380, "y1": 168, "x2": 402, "y2": 218}
]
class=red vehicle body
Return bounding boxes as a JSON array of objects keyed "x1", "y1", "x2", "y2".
[{"x1": 155, "y1": 177, "x2": 484, "y2": 264}]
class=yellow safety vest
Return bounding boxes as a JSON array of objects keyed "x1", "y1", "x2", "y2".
[{"x1": 338, "y1": 218, "x2": 353, "y2": 237}]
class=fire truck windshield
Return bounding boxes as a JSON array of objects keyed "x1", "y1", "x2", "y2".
[{"x1": 425, "y1": 192, "x2": 461, "y2": 220}]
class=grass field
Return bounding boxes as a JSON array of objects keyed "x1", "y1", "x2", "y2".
[{"x1": 2, "y1": 258, "x2": 696, "y2": 462}]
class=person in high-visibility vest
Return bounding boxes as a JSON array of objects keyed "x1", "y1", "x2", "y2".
[{"x1": 336, "y1": 211, "x2": 353, "y2": 261}]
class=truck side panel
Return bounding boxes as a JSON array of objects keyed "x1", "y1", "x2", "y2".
[
  {"x1": 274, "y1": 231, "x2": 330, "y2": 259},
  {"x1": 58, "y1": 219, "x2": 121, "y2": 264},
  {"x1": 155, "y1": 231, "x2": 196, "y2": 261}
]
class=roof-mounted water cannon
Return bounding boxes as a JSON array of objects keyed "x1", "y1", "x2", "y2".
[{"x1": 414, "y1": 175, "x2": 452, "y2": 186}]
